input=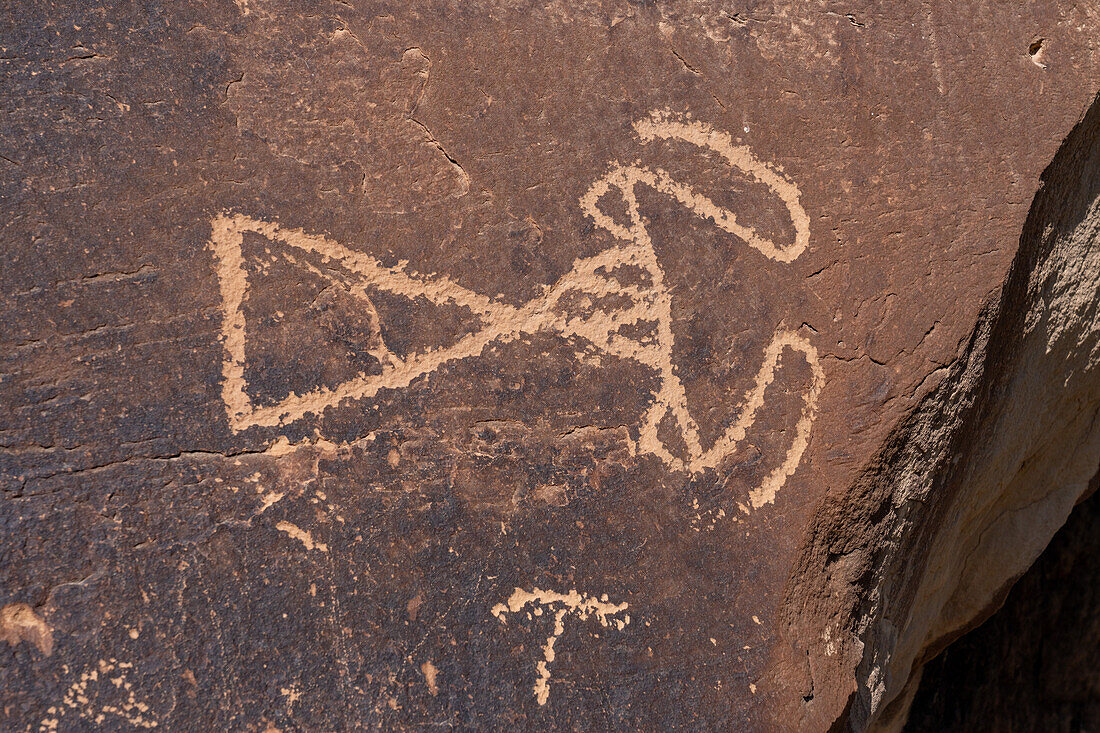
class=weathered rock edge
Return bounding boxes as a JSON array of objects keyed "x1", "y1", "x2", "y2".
[
  {"x1": 769, "y1": 90, "x2": 1100, "y2": 733},
  {"x1": 902, "y1": 469, "x2": 1100, "y2": 731}
]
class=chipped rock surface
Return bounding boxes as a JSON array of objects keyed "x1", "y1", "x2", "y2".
[{"x1": 1, "y1": 1, "x2": 1099, "y2": 730}]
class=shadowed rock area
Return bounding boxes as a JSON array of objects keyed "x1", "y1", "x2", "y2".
[
  {"x1": 903, "y1": 474, "x2": 1100, "y2": 733},
  {"x1": 1, "y1": 1, "x2": 1099, "y2": 730}
]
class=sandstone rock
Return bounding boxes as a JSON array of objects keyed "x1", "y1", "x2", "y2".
[
  {"x1": 782, "y1": 93, "x2": 1100, "y2": 732},
  {"x1": 904, "y1": 476, "x2": 1100, "y2": 732},
  {"x1": 1, "y1": 1, "x2": 1098, "y2": 730}
]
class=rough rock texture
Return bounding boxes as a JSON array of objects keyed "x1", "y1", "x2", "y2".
[
  {"x1": 1, "y1": 1, "x2": 1098, "y2": 730},
  {"x1": 780, "y1": 87, "x2": 1100, "y2": 733},
  {"x1": 903, "y1": 475, "x2": 1100, "y2": 733}
]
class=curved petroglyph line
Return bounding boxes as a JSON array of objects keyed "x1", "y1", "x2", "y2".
[
  {"x1": 578, "y1": 111, "x2": 820, "y2": 478},
  {"x1": 630, "y1": 108, "x2": 811, "y2": 263},
  {"x1": 209, "y1": 110, "x2": 822, "y2": 507},
  {"x1": 682, "y1": 330, "x2": 824, "y2": 509},
  {"x1": 742, "y1": 334, "x2": 825, "y2": 509},
  {"x1": 491, "y1": 588, "x2": 630, "y2": 706}
]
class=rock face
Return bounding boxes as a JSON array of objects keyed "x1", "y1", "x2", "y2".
[
  {"x1": 903, "y1": 477, "x2": 1100, "y2": 732},
  {"x1": 1, "y1": 1, "x2": 1098, "y2": 730},
  {"x1": 782, "y1": 89, "x2": 1100, "y2": 732}
]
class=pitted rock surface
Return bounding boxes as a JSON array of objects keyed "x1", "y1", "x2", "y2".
[{"x1": 2, "y1": 2, "x2": 1099, "y2": 730}]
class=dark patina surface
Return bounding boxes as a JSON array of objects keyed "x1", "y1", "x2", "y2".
[{"x1": 2, "y1": 1, "x2": 1098, "y2": 729}]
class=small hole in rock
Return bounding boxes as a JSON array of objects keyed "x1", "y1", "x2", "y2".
[{"x1": 1028, "y1": 39, "x2": 1044, "y2": 57}]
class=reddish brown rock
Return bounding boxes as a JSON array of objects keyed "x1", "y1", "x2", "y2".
[{"x1": 1, "y1": 1, "x2": 1098, "y2": 730}]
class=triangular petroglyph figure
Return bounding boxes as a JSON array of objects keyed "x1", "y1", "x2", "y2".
[{"x1": 209, "y1": 110, "x2": 824, "y2": 508}]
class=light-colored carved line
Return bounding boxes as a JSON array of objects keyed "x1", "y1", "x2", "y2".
[
  {"x1": 632, "y1": 109, "x2": 810, "y2": 263},
  {"x1": 217, "y1": 213, "x2": 507, "y2": 318},
  {"x1": 209, "y1": 109, "x2": 822, "y2": 509},
  {"x1": 692, "y1": 331, "x2": 825, "y2": 506},
  {"x1": 491, "y1": 588, "x2": 630, "y2": 706},
  {"x1": 209, "y1": 214, "x2": 658, "y2": 430},
  {"x1": 578, "y1": 111, "x2": 820, "y2": 492},
  {"x1": 748, "y1": 336, "x2": 824, "y2": 508},
  {"x1": 209, "y1": 215, "x2": 252, "y2": 432},
  {"x1": 209, "y1": 213, "x2": 526, "y2": 428}
]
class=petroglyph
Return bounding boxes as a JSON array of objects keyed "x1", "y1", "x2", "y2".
[
  {"x1": 37, "y1": 659, "x2": 157, "y2": 731},
  {"x1": 491, "y1": 588, "x2": 630, "y2": 706},
  {"x1": 276, "y1": 520, "x2": 329, "y2": 552},
  {"x1": 209, "y1": 110, "x2": 822, "y2": 507},
  {"x1": 587, "y1": 109, "x2": 810, "y2": 264}
]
